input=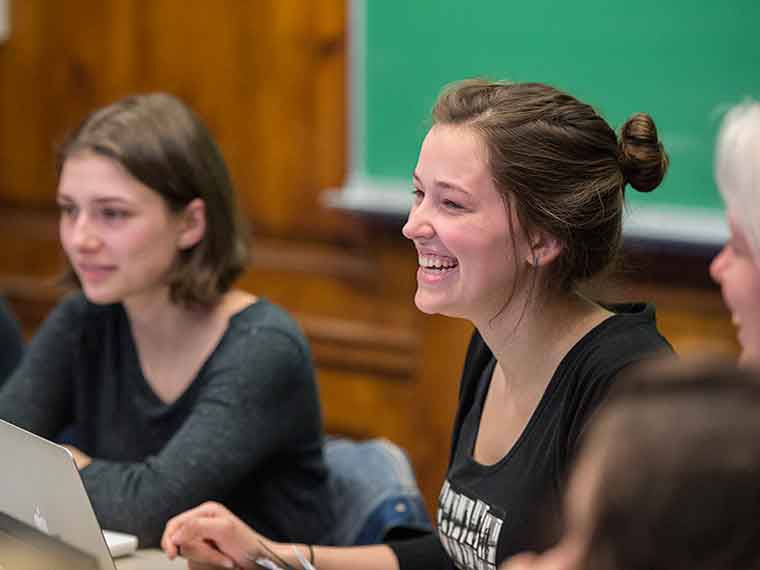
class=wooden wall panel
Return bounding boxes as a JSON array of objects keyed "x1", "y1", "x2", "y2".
[{"x1": 0, "y1": 0, "x2": 741, "y2": 520}]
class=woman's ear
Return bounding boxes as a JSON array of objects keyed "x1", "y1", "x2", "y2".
[
  {"x1": 177, "y1": 198, "x2": 206, "y2": 250},
  {"x1": 525, "y1": 230, "x2": 562, "y2": 267}
]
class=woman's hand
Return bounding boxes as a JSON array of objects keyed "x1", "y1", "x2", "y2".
[
  {"x1": 162, "y1": 501, "x2": 273, "y2": 569},
  {"x1": 62, "y1": 444, "x2": 92, "y2": 469}
]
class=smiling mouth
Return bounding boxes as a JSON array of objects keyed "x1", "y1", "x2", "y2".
[
  {"x1": 76, "y1": 264, "x2": 116, "y2": 280},
  {"x1": 418, "y1": 254, "x2": 459, "y2": 271}
]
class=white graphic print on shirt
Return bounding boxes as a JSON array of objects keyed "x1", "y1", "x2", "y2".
[{"x1": 437, "y1": 480, "x2": 504, "y2": 570}]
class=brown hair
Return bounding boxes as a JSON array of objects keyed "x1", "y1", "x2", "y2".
[
  {"x1": 432, "y1": 80, "x2": 669, "y2": 293},
  {"x1": 577, "y1": 360, "x2": 760, "y2": 570},
  {"x1": 57, "y1": 93, "x2": 249, "y2": 306}
]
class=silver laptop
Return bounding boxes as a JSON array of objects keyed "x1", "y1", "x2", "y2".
[
  {"x1": 0, "y1": 418, "x2": 136, "y2": 570},
  {"x1": 0, "y1": 510, "x2": 98, "y2": 570}
]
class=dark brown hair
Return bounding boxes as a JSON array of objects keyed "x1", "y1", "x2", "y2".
[
  {"x1": 432, "y1": 79, "x2": 669, "y2": 293},
  {"x1": 57, "y1": 93, "x2": 249, "y2": 306},
  {"x1": 577, "y1": 360, "x2": 760, "y2": 570}
]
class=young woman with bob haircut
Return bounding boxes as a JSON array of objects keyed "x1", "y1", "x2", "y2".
[{"x1": 0, "y1": 93, "x2": 332, "y2": 547}]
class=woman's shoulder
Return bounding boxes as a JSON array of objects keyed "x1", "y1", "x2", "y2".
[
  {"x1": 229, "y1": 297, "x2": 304, "y2": 337},
  {"x1": 218, "y1": 296, "x2": 310, "y2": 360},
  {"x1": 595, "y1": 302, "x2": 671, "y2": 353},
  {"x1": 197, "y1": 297, "x2": 315, "y2": 391},
  {"x1": 559, "y1": 302, "x2": 672, "y2": 390}
]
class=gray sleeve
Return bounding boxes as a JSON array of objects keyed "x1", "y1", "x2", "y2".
[
  {"x1": 80, "y1": 327, "x2": 316, "y2": 547},
  {"x1": 0, "y1": 297, "x2": 79, "y2": 436},
  {"x1": 0, "y1": 298, "x2": 24, "y2": 384}
]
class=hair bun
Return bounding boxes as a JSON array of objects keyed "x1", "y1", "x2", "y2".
[{"x1": 618, "y1": 113, "x2": 669, "y2": 193}]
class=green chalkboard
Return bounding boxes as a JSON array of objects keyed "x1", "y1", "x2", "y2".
[{"x1": 335, "y1": 0, "x2": 760, "y2": 244}]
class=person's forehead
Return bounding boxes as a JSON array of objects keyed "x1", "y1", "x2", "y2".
[{"x1": 416, "y1": 126, "x2": 497, "y2": 193}]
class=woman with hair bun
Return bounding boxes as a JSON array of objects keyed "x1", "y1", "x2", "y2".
[{"x1": 163, "y1": 79, "x2": 673, "y2": 570}]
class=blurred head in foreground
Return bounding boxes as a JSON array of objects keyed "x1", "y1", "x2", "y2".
[{"x1": 501, "y1": 358, "x2": 760, "y2": 570}]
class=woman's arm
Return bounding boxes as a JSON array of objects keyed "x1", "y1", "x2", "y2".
[{"x1": 163, "y1": 502, "x2": 401, "y2": 570}]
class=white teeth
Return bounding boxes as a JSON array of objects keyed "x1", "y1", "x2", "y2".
[{"x1": 419, "y1": 255, "x2": 458, "y2": 269}]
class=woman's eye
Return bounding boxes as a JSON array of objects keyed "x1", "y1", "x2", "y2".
[
  {"x1": 101, "y1": 208, "x2": 128, "y2": 220},
  {"x1": 57, "y1": 203, "x2": 78, "y2": 218},
  {"x1": 412, "y1": 188, "x2": 424, "y2": 201},
  {"x1": 443, "y1": 199, "x2": 463, "y2": 210}
]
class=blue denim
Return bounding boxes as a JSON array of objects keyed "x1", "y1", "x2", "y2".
[{"x1": 324, "y1": 437, "x2": 433, "y2": 546}]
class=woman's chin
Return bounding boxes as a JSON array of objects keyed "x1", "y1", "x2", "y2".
[
  {"x1": 414, "y1": 292, "x2": 463, "y2": 318},
  {"x1": 81, "y1": 287, "x2": 119, "y2": 306},
  {"x1": 414, "y1": 302, "x2": 437, "y2": 315},
  {"x1": 414, "y1": 291, "x2": 440, "y2": 315}
]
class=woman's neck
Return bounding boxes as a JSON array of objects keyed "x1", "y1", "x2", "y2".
[
  {"x1": 476, "y1": 290, "x2": 612, "y2": 390},
  {"x1": 123, "y1": 288, "x2": 209, "y2": 345},
  {"x1": 122, "y1": 289, "x2": 256, "y2": 401}
]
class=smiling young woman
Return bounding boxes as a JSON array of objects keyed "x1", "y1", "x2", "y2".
[
  {"x1": 0, "y1": 94, "x2": 332, "y2": 548},
  {"x1": 404, "y1": 125, "x2": 519, "y2": 322},
  {"x1": 163, "y1": 80, "x2": 673, "y2": 570}
]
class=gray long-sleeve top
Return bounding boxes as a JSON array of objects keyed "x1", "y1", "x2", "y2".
[{"x1": 0, "y1": 293, "x2": 332, "y2": 547}]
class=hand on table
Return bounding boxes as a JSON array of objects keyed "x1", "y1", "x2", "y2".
[{"x1": 162, "y1": 502, "x2": 273, "y2": 569}]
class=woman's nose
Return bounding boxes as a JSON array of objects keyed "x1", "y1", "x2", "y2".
[
  {"x1": 70, "y1": 215, "x2": 102, "y2": 251},
  {"x1": 402, "y1": 202, "x2": 434, "y2": 241}
]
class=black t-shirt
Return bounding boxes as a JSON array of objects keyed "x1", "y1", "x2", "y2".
[{"x1": 391, "y1": 303, "x2": 672, "y2": 570}]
